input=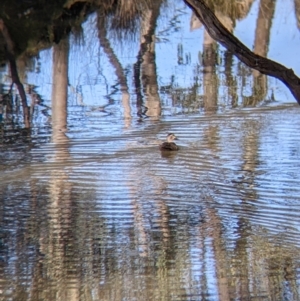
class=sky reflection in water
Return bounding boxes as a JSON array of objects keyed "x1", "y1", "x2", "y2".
[{"x1": 1, "y1": 0, "x2": 300, "y2": 300}]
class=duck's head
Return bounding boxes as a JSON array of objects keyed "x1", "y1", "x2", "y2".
[{"x1": 166, "y1": 133, "x2": 178, "y2": 142}]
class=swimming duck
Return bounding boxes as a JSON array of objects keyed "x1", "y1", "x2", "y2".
[{"x1": 159, "y1": 133, "x2": 179, "y2": 151}]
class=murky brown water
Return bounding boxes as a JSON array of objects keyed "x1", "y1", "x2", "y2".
[{"x1": 1, "y1": 0, "x2": 300, "y2": 300}]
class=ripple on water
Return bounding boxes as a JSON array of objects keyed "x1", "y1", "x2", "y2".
[{"x1": 1, "y1": 105, "x2": 300, "y2": 300}]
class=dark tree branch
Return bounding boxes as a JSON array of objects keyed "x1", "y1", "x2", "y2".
[
  {"x1": 184, "y1": 0, "x2": 300, "y2": 104},
  {"x1": 0, "y1": 19, "x2": 30, "y2": 127}
]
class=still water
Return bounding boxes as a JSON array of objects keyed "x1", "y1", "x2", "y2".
[{"x1": 1, "y1": 0, "x2": 300, "y2": 300}]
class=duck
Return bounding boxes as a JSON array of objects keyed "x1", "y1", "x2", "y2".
[{"x1": 159, "y1": 133, "x2": 179, "y2": 151}]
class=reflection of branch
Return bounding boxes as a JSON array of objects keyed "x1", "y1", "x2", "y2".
[
  {"x1": 133, "y1": 48, "x2": 144, "y2": 118},
  {"x1": 0, "y1": 19, "x2": 30, "y2": 127},
  {"x1": 184, "y1": 0, "x2": 300, "y2": 104},
  {"x1": 97, "y1": 15, "x2": 129, "y2": 92},
  {"x1": 97, "y1": 14, "x2": 131, "y2": 121},
  {"x1": 134, "y1": 2, "x2": 162, "y2": 118}
]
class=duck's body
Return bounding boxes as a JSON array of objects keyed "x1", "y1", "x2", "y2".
[{"x1": 159, "y1": 133, "x2": 179, "y2": 151}]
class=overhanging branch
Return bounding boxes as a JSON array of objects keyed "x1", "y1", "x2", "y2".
[{"x1": 184, "y1": 0, "x2": 300, "y2": 104}]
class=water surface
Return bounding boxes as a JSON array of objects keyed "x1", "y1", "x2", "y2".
[
  {"x1": 1, "y1": 104, "x2": 300, "y2": 300},
  {"x1": 1, "y1": 0, "x2": 300, "y2": 300}
]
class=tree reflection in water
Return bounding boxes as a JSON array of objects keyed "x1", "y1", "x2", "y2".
[{"x1": 0, "y1": 1, "x2": 300, "y2": 300}]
